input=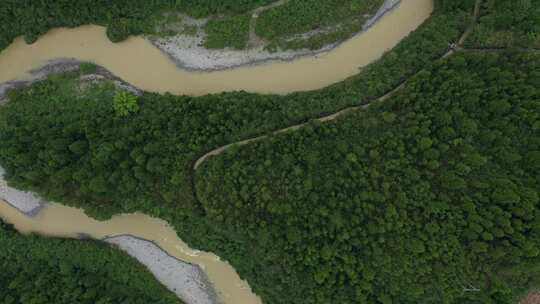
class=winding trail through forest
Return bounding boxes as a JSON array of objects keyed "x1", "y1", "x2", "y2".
[{"x1": 192, "y1": 0, "x2": 483, "y2": 171}]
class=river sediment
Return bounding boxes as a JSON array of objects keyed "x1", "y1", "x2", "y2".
[
  {"x1": 0, "y1": 166, "x2": 44, "y2": 216},
  {"x1": 106, "y1": 235, "x2": 219, "y2": 304}
]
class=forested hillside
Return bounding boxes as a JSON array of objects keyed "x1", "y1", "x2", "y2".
[
  {"x1": 0, "y1": 220, "x2": 181, "y2": 303},
  {"x1": 196, "y1": 51, "x2": 540, "y2": 303}
]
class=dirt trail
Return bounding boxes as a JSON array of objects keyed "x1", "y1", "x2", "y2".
[
  {"x1": 193, "y1": 83, "x2": 402, "y2": 169},
  {"x1": 193, "y1": 0, "x2": 483, "y2": 171},
  {"x1": 458, "y1": 0, "x2": 481, "y2": 45}
]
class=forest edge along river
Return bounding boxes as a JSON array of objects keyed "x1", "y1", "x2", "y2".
[
  {"x1": 0, "y1": 1, "x2": 434, "y2": 304},
  {"x1": 0, "y1": 0, "x2": 433, "y2": 96},
  {"x1": 0, "y1": 191, "x2": 253, "y2": 304}
]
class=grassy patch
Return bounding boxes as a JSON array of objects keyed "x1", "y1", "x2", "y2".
[
  {"x1": 204, "y1": 14, "x2": 251, "y2": 49},
  {"x1": 266, "y1": 18, "x2": 363, "y2": 51},
  {"x1": 79, "y1": 62, "x2": 98, "y2": 75},
  {"x1": 256, "y1": 0, "x2": 383, "y2": 45}
]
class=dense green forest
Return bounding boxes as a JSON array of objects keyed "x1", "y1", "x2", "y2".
[
  {"x1": 0, "y1": 220, "x2": 181, "y2": 303},
  {"x1": 3, "y1": 1, "x2": 538, "y2": 304},
  {"x1": 466, "y1": 0, "x2": 540, "y2": 48},
  {"x1": 197, "y1": 51, "x2": 540, "y2": 303}
]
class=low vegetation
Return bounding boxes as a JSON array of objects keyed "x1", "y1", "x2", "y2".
[
  {"x1": 204, "y1": 14, "x2": 251, "y2": 49},
  {"x1": 0, "y1": 220, "x2": 182, "y2": 303},
  {"x1": 256, "y1": 0, "x2": 383, "y2": 50}
]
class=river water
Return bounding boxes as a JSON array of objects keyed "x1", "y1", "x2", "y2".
[
  {"x1": 0, "y1": 200, "x2": 260, "y2": 304},
  {"x1": 0, "y1": 0, "x2": 433, "y2": 96},
  {"x1": 0, "y1": 1, "x2": 433, "y2": 303}
]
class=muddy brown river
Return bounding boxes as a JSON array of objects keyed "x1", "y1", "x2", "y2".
[
  {"x1": 0, "y1": 0, "x2": 433, "y2": 96},
  {"x1": 0, "y1": 201, "x2": 260, "y2": 304},
  {"x1": 0, "y1": 1, "x2": 433, "y2": 303}
]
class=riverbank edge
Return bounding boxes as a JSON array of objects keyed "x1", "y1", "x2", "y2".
[
  {"x1": 0, "y1": 166, "x2": 45, "y2": 216},
  {"x1": 0, "y1": 166, "x2": 219, "y2": 304},
  {"x1": 0, "y1": 59, "x2": 141, "y2": 103},
  {"x1": 149, "y1": 0, "x2": 401, "y2": 72},
  {"x1": 105, "y1": 234, "x2": 220, "y2": 304}
]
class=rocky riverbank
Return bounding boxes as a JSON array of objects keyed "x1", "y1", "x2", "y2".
[
  {"x1": 106, "y1": 235, "x2": 219, "y2": 304},
  {"x1": 0, "y1": 164, "x2": 218, "y2": 304},
  {"x1": 0, "y1": 59, "x2": 141, "y2": 103},
  {"x1": 0, "y1": 166, "x2": 44, "y2": 216}
]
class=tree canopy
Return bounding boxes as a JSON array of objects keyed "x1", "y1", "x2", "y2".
[{"x1": 196, "y1": 51, "x2": 540, "y2": 303}]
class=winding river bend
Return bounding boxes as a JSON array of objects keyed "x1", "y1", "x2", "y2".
[
  {"x1": 0, "y1": 200, "x2": 260, "y2": 304},
  {"x1": 0, "y1": 0, "x2": 433, "y2": 96},
  {"x1": 0, "y1": 1, "x2": 435, "y2": 303}
]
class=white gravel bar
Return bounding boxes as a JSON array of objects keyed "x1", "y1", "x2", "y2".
[
  {"x1": 105, "y1": 235, "x2": 218, "y2": 304},
  {"x1": 151, "y1": 0, "x2": 402, "y2": 71},
  {"x1": 151, "y1": 31, "x2": 326, "y2": 71},
  {"x1": 0, "y1": 165, "x2": 44, "y2": 216}
]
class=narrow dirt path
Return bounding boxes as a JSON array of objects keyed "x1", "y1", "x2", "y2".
[
  {"x1": 458, "y1": 0, "x2": 481, "y2": 46},
  {"x1": 193, "y1": 0, "x2": 483, "y2": 171},
  {"x1": 193, "y1": 83, "x2": 401, "y2": 169}
]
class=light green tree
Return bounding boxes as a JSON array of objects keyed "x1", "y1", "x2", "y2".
[{"x1": 113, "y1": 91, "x2": 139, "y2": 117}]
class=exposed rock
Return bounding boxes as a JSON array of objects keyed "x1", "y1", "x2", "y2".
[{"x1": 106, "y1": 235, "x2": 220, "y2": 304}]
